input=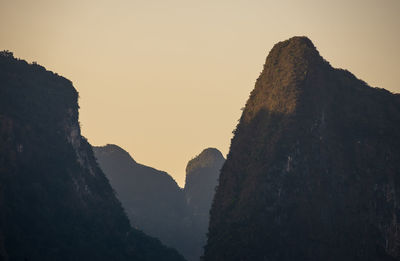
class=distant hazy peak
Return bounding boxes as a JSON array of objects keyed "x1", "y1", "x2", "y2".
[
  {"x1": 183, "y1": 147, "x2": 226, "y2": 260},
  {"x1": 94, "y1": 144, "x2": 127, "y2": 153},
  {"x1": 185, "y1": 148, "x2": 225, "y2": 174},
  {"x1": 94, "y1": 144, "x2": 136, "y2": 163}
]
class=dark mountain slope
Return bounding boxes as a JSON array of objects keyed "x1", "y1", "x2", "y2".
[
  {"x1": 203, "y1": 37, "x2": 400, "y2": 261},
  {"x1": 0, "y1": 51, "x2": 184, "y2": 261}
]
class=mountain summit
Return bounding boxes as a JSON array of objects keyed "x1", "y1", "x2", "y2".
[
  {"x1": 185, "y1": 147, "x2": 225, "y2": 210},
  {"x1": 242, "y1": 36, "x2": 325, "y2": 122},
  {"x1": 203, "y1": 37, "x2": 400, "y2": 261}
]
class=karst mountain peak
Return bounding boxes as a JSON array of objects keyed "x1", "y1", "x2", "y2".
[
  {"x1": 204, "y1": 36, "x2": 400, "y2": 261},
  {"x1": 242, "y1": 36, "x2": 331, "y2": 122}
]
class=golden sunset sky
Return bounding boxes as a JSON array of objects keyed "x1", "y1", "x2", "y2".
[{"x1": 1, "y1": 0, "x2": 399, "y2": 186}]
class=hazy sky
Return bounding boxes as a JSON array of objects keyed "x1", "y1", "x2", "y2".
[{"x1": 1, "y1": 0, "x2": 399, "y2": 187}]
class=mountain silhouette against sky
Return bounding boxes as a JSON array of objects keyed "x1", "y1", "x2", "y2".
[
  {"x1": 203, "y1": 36, "x2": 400, "y2": 261},
  {"x1": 185, "y1": 148, "x2": 225, "y2": 216},
  {"x1": 94, "y1": 145, "x2": 224, "y2": 261},
  {"x1": 0, "y1": 51, "x2": 185, "y2": 261},
  {"x1": 94, "y1": 144, "x2": 189, "y2": 256},
  {"x1": 1, "y1": 33, "x2": 399, "y2": 261},
  {"x1": 184, "y1": 148, "x2": 225, "y2": 260}
]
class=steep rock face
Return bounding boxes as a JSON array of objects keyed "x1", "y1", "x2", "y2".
[
  {"x1": 203, "y1": 37, "x2": 400, "y2": 261},
  {"x1": 94, "y1": 145, "x2": 193, "y2": 259},
  {"x1": 184, "y1": 148, "x2": 225, "y2": 261},
  {"x1": 0, "y1": 51, "x2": 184, "y2": 261}
]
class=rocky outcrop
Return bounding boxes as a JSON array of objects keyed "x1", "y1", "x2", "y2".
[{"x1": 203, "y1": 37, "x2": 400, "y2": 261}]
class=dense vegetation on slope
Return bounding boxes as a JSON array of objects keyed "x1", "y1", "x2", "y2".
[
  {"x1": 94, "y1": 145, "x2": 224, "y2": 261},
  {"x1": 0, "y1": 51, "x2": 185, "y2": 261},
  {"x1": 203, "y1": 37, "x2": 400, "y2": 261}
]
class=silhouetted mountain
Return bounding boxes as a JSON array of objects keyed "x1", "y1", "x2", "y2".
[
  {"x1": 94, "y1": 145, "x2": 224, "y2": 261},
  {"x1": 184, "y1": 148, "x2": 225, "y2": 260},
  {"x1": 203, "y1": 37, "x2": 400, "y2": 261},
  {"x1": 0, "y1": 51, "x2": 185, "y2": 261},
  {"x1": 93, "y1": 145, "x2": 190, "y2": 255},
  {"x1": 185, "y1": 148, "x2": 225, "y2": 216}
]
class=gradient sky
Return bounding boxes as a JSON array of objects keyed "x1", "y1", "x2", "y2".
[{"x1": 1, "y1": 0, "x2": 399, "y2": 187}]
